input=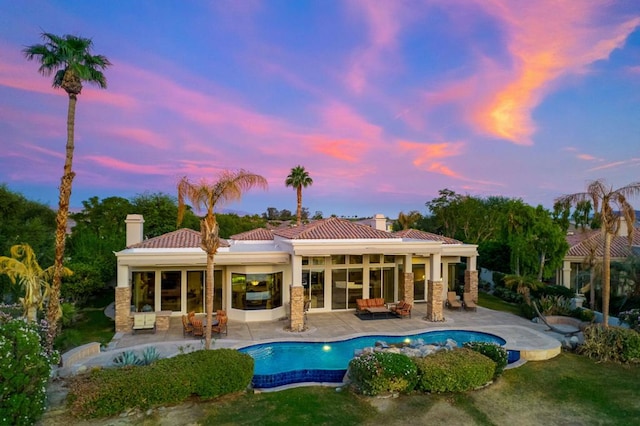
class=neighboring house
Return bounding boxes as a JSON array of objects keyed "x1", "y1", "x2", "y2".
[
  {"x1": 114, "y1": 214, "x2": 479, "y2": 332},
  {"x1": 555, "y1": 219, "x2": 640, "y2": 293}
]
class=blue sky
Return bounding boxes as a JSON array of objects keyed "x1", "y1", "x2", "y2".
[{"x1": 1, "y1": 1, "x2": 639, "y2": 218}]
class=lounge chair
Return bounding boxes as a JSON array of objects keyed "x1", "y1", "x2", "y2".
[
  {"x1": 463, "y1": 293, "x2": 477, "y2": 311},
  {"x1": 211, "y1": 314, "x2": 228, "y2": 336},
  {"x1": 132, "y1": 312, "x2": 156, "y2": 334},
  {"x1": 446, "y1": 291, "x2": 463, "y2": 311},
  {"x1": 390, "y1": 301, "x2": 412, "y2": 319}
]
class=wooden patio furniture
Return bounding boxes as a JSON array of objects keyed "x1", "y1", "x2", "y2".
[
  {"x1": 389, "y1": 300, "x2": 412, "y2": 319},
  {"x1": 191, "y1": 318, "x2": 205, "y2": 337},
  {"x1": 463, "y1": 293, "x2": 477, "y2": 311},
  {"x1": 211, "y1": 314, "x2": 228, "y2": 336},
  {"x1": 181, "y1": 314, "x2": 193, "y2": 336},
  {"x1": 446, "y1": 291, "x2": 463, "y2": 311}
]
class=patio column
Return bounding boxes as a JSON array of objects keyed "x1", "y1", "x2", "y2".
[
  {"x1": 289, "y1": 255, "x2": 305, "y2": 332},
  {"x1": 464, "y1": 255, "x2": 478, "y2": 303},
  {"x1": 115, "y1": 286, "x2": 132, "y2": 332},
  {"x1": 562, "y1": 260, "x2": 571, "y2": 289},
  {"x1": 426, "y1": 252, "x2": 444, "y2": 321},
  {"x1": 402, "y1": 272, "x2": 414, "y2": 304},
  {"x1": 426, "y1": 280, "x2": 444, "y2": 321}
]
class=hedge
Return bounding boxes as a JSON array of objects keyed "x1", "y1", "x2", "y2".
[
  {"x1": 67, "y1": 348, "x2": 254, "y2": 418},
  {"x1": 413, "y1": 348, "x2": 495, "y2": 393},
  {"x1": 348, "y1": 351, "x2": 418, "y2": 396}
]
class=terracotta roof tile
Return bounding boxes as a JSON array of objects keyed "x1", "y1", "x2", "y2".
[
  {"x1": 128, "y1": 228, "x2": 229, "y2": 249},
  {"x1": 392, "y1": 229, "x2": 462, "y2": 244},
  {"x1": 230, "y1": 228, "x2": 274, "y2": 240},
  {"x1": 566, "y1": 228, "x2": 640, "y2": 258},
  {"x1": 273, "y1": 217, "x2": 393, "y2": 240}
]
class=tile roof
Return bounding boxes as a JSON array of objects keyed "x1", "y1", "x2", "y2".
[
  {"x1": 128, "y1": 228, "x2": 229, "y2": 249},
  {"x1": 272, "y1": 217, "x2": 393, "y2": 240},
  {"x1": 566, "y1": 228, "x2": 640, "y2": 258},
  {"x1": 230, "y1": 228, "x2": 274, "y2": 241},
  {"x1": 392, "y1": 229, "x2": 462, "y2": 244}
]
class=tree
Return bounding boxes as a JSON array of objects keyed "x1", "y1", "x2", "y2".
[
  {"x1": 396, "y1": 210, "x2": 423, "y2": 230},
  {"x1": 0, "y1": 244, "x2": 71, "y2": 322},
  {"x1": 24, "y1": 32, "x2": 111, "y2": 349},
  {"x1": 556, "y1": 180, "x2": 640, "y2": 326},
  {"x1": 177, "y1": 171, "x2": 267, "y2": 349},
  {"x1": 285, "y1": 165, "x2": 313, "y2": 226},
  {"x1": 503, "y1": 274, "x2": 543, "y2": 306}
]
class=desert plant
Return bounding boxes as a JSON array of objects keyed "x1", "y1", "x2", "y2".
[
  {"x1": 141, "y1": 346, "x2": 161, "y2": 365},
  {"x1": 348, "y1": 351, "x2": 418, "y2": 396},
  {"x1": 413, "y1": 348, "x2": 495, "y2": 393},
  {"x1": 112, "y1": 350, "x2": 143, "y2": 367}
]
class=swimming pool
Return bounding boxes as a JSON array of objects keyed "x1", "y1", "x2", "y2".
[{"x1": 239, "y1": 329, "x2": 510, "y2": 389}]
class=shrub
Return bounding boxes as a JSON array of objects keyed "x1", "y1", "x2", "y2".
[
  {"x1": 414, "y1": 348, "x2": 495, "y2": 393},
  {"x1": 573, "y1": 308, "x2": 595, "y2": 323},
  {"x1": 0, "y1": 317, "x2": 52, "y2": 426},
  {"x1": 538, "y1": 295, "x2": 572, "y2": 316},
  {"x1": 67, "y1": 348, "x2": 254, "y2": 418},
  {"x1": 463, "y1": 342, "x2": 508, "y2": 377},
  {"x1": 618, "y1": 308, "x2": 640, "y2": 332},
  {"x1": 348, "y1": 351, "x2": 418, "y2": 396},
  {"x1": 578, "y1": 324, "x2": 640, "y2": 364}
]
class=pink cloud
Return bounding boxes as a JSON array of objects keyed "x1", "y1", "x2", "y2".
[
  {"x1": 83, "y1": 155, "x2": 168, "y2": 175},
  {"x1": 397, "y1": 139, "x2": 465, "y2": 176},
  {"x1": 343, "y1": 0, "x2": 408, "y2": 94},
  {"x1": 468, "y1": 1, "x2": 640, "y2": 144},
  {"x1": 103, "y1": 127, "x2": 171, "y2": 150},
  {"x1": 307, "y1": 136, "x2": 364, "y2": 162}
]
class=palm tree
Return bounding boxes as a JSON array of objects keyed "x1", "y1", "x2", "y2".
[
  {"x1": 397, "y1": 210, "x2": 422, "y2": 230},
  {"x1": 285, "y1": 166, "x2": 313, "y2": 226},
  {"x1": 0, "y1": 244, "x2": 72, "y2": 323},
  {"x1": 556, "y1": 180, "x2": 640, "y2": 326},
  {"x1": 503, "y1": 274, "x2": 543, "y2": 306},
  {"x1": 177, "y1": 170, "x2": 268, "y2": 349},
  {"x1": 24, "y1": 33, "x2": 110, "y2": 348}
]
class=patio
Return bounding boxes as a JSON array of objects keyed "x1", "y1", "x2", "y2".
[{"x1": 54, "y1": 302, "x2": 564, "y2": 377}]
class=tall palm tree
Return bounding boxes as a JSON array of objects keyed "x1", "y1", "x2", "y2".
[
  {"x1": 397, "y1": 210, "x2": 422, "y2": 230},
  {"x1": 24, "y1": 33, "x2": 110, "y2": 348},
  {"x1": 556, "y1": 179, "x2": 640, "y2": 326},
  {"x1": 177, "y1": 170, "x2": 267, "y2": 349},
  {"x1": 0, "y1": 244, "x2": 72, "y2": 323},
  {"x1": 285, "y1": 166, "x2": 313, "y2": 226}
]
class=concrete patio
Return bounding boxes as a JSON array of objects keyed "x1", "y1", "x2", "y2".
[{"x1": 59, "y1": 303, "x2": 564, "y2": 377}]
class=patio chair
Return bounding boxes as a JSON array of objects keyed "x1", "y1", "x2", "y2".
[
  {"x1": 463, "y1": 293, "x2": 477, "y2": 311},
  {"x1": 191, "y1": 318, "x2": 205, "y2": 337},
  {"x1": 181, "y1": 314, "x2": 193, "y2": 336},
  {"x1": 390, "y1": 300, "x2": 412, "y2": 319},
  {"x1": 446, "y1": 291, "x2": 463, "y2": 311},
  {"x1": 211, "y1": 314, "x2": 228, "y2": 336}
]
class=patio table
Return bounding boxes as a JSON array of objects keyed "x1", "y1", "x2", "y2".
[{"x1": 365, "y1": 306, "x2": 392, "y2": 319}]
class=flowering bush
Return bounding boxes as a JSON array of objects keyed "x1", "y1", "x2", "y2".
[
  {"x1": 348, "y1": 351, "x2": 418, "y2": 396},
  {"x1": 618, "y1": 308, "x2": 640, "y2": 332},
  {"x1": 0, "y1": 317, "x2": 52, "y2": 425}
]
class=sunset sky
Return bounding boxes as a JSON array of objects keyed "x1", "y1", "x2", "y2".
[{"x1": 1, "y1": 1, "x2": 640, "y2": 218}]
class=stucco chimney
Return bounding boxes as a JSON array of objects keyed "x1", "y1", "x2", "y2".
[
  {"x1": 125, "y1": 214, "x2": 145, "y2": 247},
  {"x1": 374, "y1": 214, "x2": 387, "y2": 231}
]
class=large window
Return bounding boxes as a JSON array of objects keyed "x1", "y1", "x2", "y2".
[
  {"x1": 332, "y1": 268, "x2": 363, "y2": 309},
  {"x1": 370, "y1": 267, "x2": 395, "y2": 302},
  {"x1": 413, "y1": 264, "x2": 426, "y2": 301},
  {"x1": 231, "y1": 272, "x2": 282, "y2": 310},
  {"x1": 302, "y1": 269, "x2": 325, "y2": 308},
  {"x1": 132, "y1": 271, "x2": 155, "y2": 312}
]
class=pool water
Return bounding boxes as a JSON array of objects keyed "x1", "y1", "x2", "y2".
[{"x1": 239, "y1": 330, "x2": 509, "y2": 388}]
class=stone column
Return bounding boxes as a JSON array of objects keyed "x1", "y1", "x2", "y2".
[
  {"x1": 402, "y1": 272, "x2": 414, "y2": 304},
  {"x1": 289, "y1": 285, "x2": 305, "y2": 332},
  {"x1": 464, "y1": 270, "x2": 478, "y2": 302},
  {"x1": 426, "y1": 280, "x2": 444, "y2": 321},
  {"x1": 115, "y1": 286, "x2": 132, "y2": 333}
]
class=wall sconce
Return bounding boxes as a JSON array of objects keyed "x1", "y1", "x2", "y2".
[{"x1": 250, "y1": 280, "x2": 260, "y2": 286}]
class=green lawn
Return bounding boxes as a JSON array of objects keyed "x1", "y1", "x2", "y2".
[
  {"x1": 201, "y1": 352, "x2": 640, "y2": 425},
  {"x1": 478, "y1": 291, "x2": 523, "y2": 316},
  {"x1": 54, "y1": 291, "x2": 115, "y2": 352}
]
